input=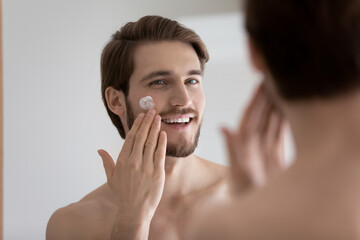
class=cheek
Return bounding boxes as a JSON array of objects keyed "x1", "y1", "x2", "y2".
[
  {"x1": 151, "y1": 97, "x2": 166, "y2": 113},
  {"x1": 127, "y1": 95, "x2": 144, "y2": 116}
]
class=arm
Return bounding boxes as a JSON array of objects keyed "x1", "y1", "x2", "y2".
[{"x1": 98, "y1": 109, "x2": 167, "y2": 240}]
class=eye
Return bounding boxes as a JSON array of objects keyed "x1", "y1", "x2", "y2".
[
  {"x1": 186, "y1": 79, "x2": 199, "y2": 85},
  {"x1": 150, "y1": 79, "x2": 166, "y2": 86}
]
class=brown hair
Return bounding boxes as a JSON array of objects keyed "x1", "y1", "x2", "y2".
[
  {"x1": 245, "y1": 0, "x2": 360, "y2": 100},
  {"x1": 100, "y1": 15, "x2": 209, "y2": 138}
]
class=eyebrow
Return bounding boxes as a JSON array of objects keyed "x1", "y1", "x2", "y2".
[{"x1": 140, "y1": 69, "x2": 203, "y2": 82}]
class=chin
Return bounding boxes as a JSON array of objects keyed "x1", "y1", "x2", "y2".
[
  {"x1": 166, "y1": 135, "x2": 199, "y2": 157},
  {"x1": 164, "y1": 123, "x2": 202, "y2": 157},
  {"x1": 165, "y1": 144, "x2": 196, "y2": 158}
]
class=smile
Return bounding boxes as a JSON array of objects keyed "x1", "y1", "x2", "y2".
[
  {"x1": 160, "y1": 115, "x2": 194, "y2": 129},
  {"x1": 161, "y1": 117, "x2": 191, "y2": 124}
]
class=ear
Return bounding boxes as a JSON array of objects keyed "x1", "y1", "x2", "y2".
[
  {"x1": 105, "y1": 87, "x2": 126, "y2": 118},
  {"x1": 247, "y1": 37, "x2": 267, "y2": 73}
]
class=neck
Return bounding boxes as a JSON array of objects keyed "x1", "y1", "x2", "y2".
[
  {"x1": 161, "y1": 154, "x2": 204, "y2": 198},
  {"x1": 285, "y1": 91, "x2": 360, "y2": 165}
]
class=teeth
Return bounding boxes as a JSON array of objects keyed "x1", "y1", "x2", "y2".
[{"x1": 162, "y1": 118, "x2": 190, "y2": 124}]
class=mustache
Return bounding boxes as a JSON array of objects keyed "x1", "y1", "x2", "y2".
[{"x1": 159, "y1": 108, "x2": 198, "y2": 117}]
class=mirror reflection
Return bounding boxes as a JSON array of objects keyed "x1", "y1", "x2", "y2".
[{"x1": 3, "y1": 0, "x2": 283, "y2": 239}]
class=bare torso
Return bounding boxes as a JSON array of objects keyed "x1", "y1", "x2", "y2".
[{"x1": 47, "y1": 159, "x2": 230, "y2": 240}]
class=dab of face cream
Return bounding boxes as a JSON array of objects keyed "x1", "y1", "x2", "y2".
[{"x1": 139, "y1": 96, "x2": 155, "y2": 110}]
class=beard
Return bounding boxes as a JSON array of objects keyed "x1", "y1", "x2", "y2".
[
  {"x1": 125, "y1": 98, "x2": 201, "y2": 158},
  {"x1": 165, "y1": 126, "x2": 201, "y2": 157}
]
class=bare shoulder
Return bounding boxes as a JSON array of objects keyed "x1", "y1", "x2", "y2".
[
  {"x1": 46, "y1": 202, "x2": 96, "y2": 240},
  {"x1": 46, "y1": 184, "x2": 115, "y2": 240},
  {"x1": 191, "y1": 166, "x2": 360, "y2": 240}
]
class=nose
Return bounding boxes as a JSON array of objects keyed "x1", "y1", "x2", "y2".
[{"x1": 169, "y1": 82, "x2": 192, "y2": 107}]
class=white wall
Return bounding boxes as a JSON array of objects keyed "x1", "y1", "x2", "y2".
[{"x1": 3, "y1": 1, "x2": 291, "y2": 239}]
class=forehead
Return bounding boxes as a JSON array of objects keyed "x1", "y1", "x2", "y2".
[{"x1": 130, "y1": 41, "x2": 201, "y2": 82}]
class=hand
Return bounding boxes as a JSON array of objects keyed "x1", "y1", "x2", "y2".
[
  {"x1": 222, "y1": 83, "x2": 286, "y2": 194},
  {"x1": 98, "y1": 109, "x2": 167, "y2": 225}
]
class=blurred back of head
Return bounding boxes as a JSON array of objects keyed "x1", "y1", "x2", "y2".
[{"x1": 245, "y1": 0, "x2": 360, "y2": 100}]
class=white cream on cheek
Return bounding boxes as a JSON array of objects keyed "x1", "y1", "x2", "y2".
[{"x1": 139, "y1": 96, "x2": 155, "y2": 110}]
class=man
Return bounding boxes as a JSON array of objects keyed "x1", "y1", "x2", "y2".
[
  {"x1": 46, "y1": 15, "x2": 285, "y2": 240},
  {"x1": 192, "y1": 0, "x2": 360, "y2": 239}
]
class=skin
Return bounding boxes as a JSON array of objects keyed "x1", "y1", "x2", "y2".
[
  {"x1": 46, "y1": 40, "x2": 285, "y2": 240},
  {"x1": 190, "y1": 38, "x2": 360, "y2": 240}
]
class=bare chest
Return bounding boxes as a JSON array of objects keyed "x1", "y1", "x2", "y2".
[
  {"x1": 148, "y1": 202, "x2": 199, "y2": 240},
  {"x1": 148, "y1": 189, "x2": 230, "y2": 240}
]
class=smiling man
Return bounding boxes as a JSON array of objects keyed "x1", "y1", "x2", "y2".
[
  {"x1": 118, "y1": 40, "x2": 204, "y2": 158},
  {"x1": 46, "y1": 15, "x2": 285, "y2": 240}
]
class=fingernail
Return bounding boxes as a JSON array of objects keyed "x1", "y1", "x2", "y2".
[
  {"x1": 161, "y1": 131, "x2": 167, "y2": 138},
  {"x1": 138, "y1": 113, "x2": 145, "y2": 118}
]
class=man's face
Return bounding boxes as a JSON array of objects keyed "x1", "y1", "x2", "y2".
[{"x1": 124, "y1": 41, "x2": 206, "y2": 157}]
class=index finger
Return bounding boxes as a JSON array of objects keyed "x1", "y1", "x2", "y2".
[
  {"x1": 118, "y1": 113, "x2": 145, "y2": 161},
  {"x1": 237, "y1": 83, "x2": 267, "y2": 136}
]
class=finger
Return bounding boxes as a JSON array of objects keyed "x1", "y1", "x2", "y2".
[
  {"x1": 258, "y1": 99, "x2": 274, "y2": 137},
  {"x1": 248, "y1": 89, "x2": 272, "y2": 134},
  {"x1": 274, "y1": 114, "x2": 286, "y2": 168},
  {"x1": 275, "y1": 113, "x2": 286, "y2": 143},
  {"x1": 98, "y1": 149, "x2": 115, "y2": 184},
  {"x1": 242, "y1": 83, "x2": 265, "y2": 122},
  {"x1": 118, "y1": 113, "x2": 145, "y2": 161},
  {"x1": 221, "y1": 127, "x2": 240, "y2": 170},
  {"x1": 222, "y1": 127, "x2": 251, "y2": 182},
  {"x1": 154, "y1": 131, "x2": 167, "y2": 172},
  {"x1": 129, "y1": 109, "x2": 156, "y2": 165},
  {"x1": 265, "y1": 108, "x2": 283, "y2": 143},
  {"x1": 265, "y1": 110, "x2": 286, "y2": 169},
  {"x1": 238, "y1": 84, "x2": 267, "y2": 137},
  {"x1": 221, "y1": 127, "x2": 252, "y2": 193},
  {"x1": 143, "y1": 114, "x2": 161, "y2": 171}
]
